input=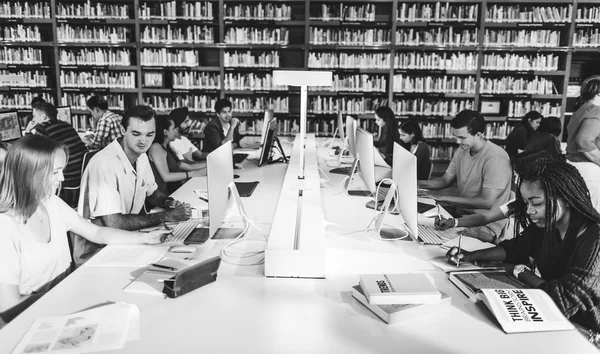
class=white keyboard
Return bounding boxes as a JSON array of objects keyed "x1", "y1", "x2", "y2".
[
  {"x1": 167, "y1": 220, "x2": 202, "y2": 243},
  {"x1": 417, "y1": 225, "x2": 461, "y2": 245}
]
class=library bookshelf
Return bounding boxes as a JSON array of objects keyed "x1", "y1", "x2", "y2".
[{"x1": 1, "y1": 0, "x2": 599, "y2": 162}]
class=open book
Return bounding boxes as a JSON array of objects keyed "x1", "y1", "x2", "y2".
[
  {"x1": 479, "y1": 289, "x2": 575, "y2": 333},
  {"x1": 449, "y1": 270, "x2": 525, "y2": 301}
]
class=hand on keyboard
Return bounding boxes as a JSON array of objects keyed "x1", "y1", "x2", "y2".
[
  {"x1": 435, "y1": 216, "x2": 455, "y2": 230},
  {"x1": 164, "y1": 203, "x2": 192, "y2": 222},
  {"x1": 143, "y1": 230, "x2": 171, "y2": 244}
]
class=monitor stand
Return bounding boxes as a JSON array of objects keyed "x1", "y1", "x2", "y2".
[{"x1": 267, "y1": 136, "x2": 290, "y2": 164}]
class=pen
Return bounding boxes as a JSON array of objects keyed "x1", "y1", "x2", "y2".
[
  {"x1": 436, "y1": 202, "x2": 442, "y2": 220},
  {"x1": 151, "y1": 263, "x2": 177, "y2": 271},
  {"x1": 197, "y1": 196, "x2": 208, "y2": 203},
  {"x1": 160, "y1": 220, "x2": 172, "y2": 231},
  {"x1": 456, "y1": 232, "x2": 463, "y2": 267}
]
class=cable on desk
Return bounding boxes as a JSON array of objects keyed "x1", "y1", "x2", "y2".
[
  {"x1": 220, "y1": 212, "x2": 269, "y2": 266},
  {"x1": 365, "y1": 178, "x2": 410, "y2": 242}
]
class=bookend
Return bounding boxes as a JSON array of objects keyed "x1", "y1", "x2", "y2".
[
  {"x1": 162, "y1": 256, "x2": 221, "y2": 298},
  {"x1": 267, "y1": 136, "x2": 290, "y2": 164}
]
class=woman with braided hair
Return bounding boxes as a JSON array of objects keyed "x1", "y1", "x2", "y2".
[{"x1": 446, "y1": 158, "x2": 600, "y2": 337}]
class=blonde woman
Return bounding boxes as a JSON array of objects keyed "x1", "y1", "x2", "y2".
[{"x1": 0, "y1": 135, "x2": 167, "y2": 325}]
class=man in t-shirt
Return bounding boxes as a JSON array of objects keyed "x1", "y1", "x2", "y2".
[
  {"x1": 202, "y1": 99, "x2": 241, "y2": 153},
  {"x1": 419, "y1": 110, "x2": 513, "y2": 242},
  {"x1": 74, "y1": 105, "x2": 192, "y2": 266},
  {"x1": 168, "y1": 107, "x2": 206, "y2": 162}
]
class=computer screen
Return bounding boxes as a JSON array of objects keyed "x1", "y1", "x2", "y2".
[
  {"x1": 56, "y1": 106, "x2": 73, "y2": 125},
  {"x1": 206, "y1": 141, "x2": 235, "y2": 238},
  {"x1": 0, "y1": 111, "x2": 22, "y2": 142},
  {"x1": 346, "y1": 116, "x2": 357, "y2": 158},
  {"x1": 260, "y1": 109, "x2": 274, "y2": 146},
  {"x1": 355, "y1": 127, "x2": 376, "y2": 194},
  {"x1": 336, "y1": 111, "x2": 345, "y2": 142},
  {"x1": 392, "y1": 142, "x2": 418, "y2": 239},
  {"x1": 258, "y1": 118, "x2": 277, "y2": 167}
]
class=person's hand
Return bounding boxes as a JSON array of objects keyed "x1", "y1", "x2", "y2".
[
  {"x1": 435, "y1": 216, "x2": 455, "y2": 230},
  {"x1": 446, "y1": 246, "x2": 473, "y2": 265},
  {"x1": 505, "y1": 263, "x2": 515, "y2": 276},
  {"x1": 25, "y1": 120, "x2": 37, "y2": 134},
  {"x1": 143, "y1": 230, "x2": 170, "y2": 244},
  {"x1": 230, "y1": 117, "x2": 240, "y2": 128},
  {"x1": 164, "y1": 203, "x2": 191, "y2": 222},
  {"x1": 417, "y1": 188, "x2": 434, "y2": 199},
  {"x1": 460, "y1": 228, "x2": 481, "y2": 240}
]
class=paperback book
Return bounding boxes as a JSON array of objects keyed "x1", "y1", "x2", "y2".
[
  {"x1": 449, "y1": 270, "x2": 526, "y2": 301},
  {"x1": 359, "y1": 273, "x2": 441, "y2": 305}
]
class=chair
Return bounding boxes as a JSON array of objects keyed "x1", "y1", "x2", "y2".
[{"x1": 58, "y1": 150, "x2": 99, "y2": 208}]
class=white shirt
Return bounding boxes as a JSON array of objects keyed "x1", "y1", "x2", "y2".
[
  {"x1": 169, "y1": 136, "x2": 198, "y2": 161},
  {"x1": 0, "y1": 196, "x2": 72, "y2": 295}
]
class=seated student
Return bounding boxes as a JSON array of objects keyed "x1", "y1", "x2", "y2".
[
  {"x1": 504, "y1": 111, "x2": 542, "y2": 159},
  {"x1": 167, "y1": 107, "x2": 206, "y2": 162},
  {"x1": 373, "y1": 106, "x2": 400, "y2": 166},
  {"x1": 83, "y1": 95, "x2": 124, "y2": 150},
  {"x1": 446, "y1": 158, "x2": 600, "y2": 336},
  {"x1": 23, "y1": 96, "x2": 46, "y2": 135},
  {"x1": 398, "y1": 119, "x2": 431, "y2": 180},
  {"x1": 525, "y1": 117, "x2": 563, "y2": 159},
  {"x1": 435, "y1": 150, "x2": 554, "y2": 243},
  {"x1": 202, "y1": 98, "x2": 241, "y2": 154},
  {"x1": 419, "y1": 110, "x2": 512, "y2": 242},
  {"x1": 148, "y1": 116, "x2": 206, "y2": 194},
  {"x1": 32, "y1": 102, "x2": 88, "y2": 207},
  {"x1": 75, "y1": 105, "x2": 192, "y2": 266},
  {"x1": 0, "y1": 136, "x2": 167, "y2": 326}
]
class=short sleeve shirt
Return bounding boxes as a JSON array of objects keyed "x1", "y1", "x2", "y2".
[{"x1": 169, "y1": 136, "x2": 199, "y2": 161}]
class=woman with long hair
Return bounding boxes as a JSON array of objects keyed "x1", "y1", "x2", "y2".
[
  {"x1": 446, "y1": 158, "x2": 600, "y2": 336},
  {"x1": 504, "y1": 110, "x2": 543, "y2": 159},
  {"x1": 148, "y1": 115, "x2": 206, "y2": 194},
  {"x1": 0, "y1": 135, "x2": 167, "y2": 324},
  {"x1": 374, "y1": 106, "x2": 400, "y2": 166},
  {"x1": 399, "y1": 120, "x2": 431, "y2": 180}
]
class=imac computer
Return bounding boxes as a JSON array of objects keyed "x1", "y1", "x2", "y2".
[
  {"x1": 330, "y1": 115, "x2": 357, "y2": 174},
  {"x1": 260, "y1": 109, "x2": 274, "y2": 146},
  {"x1": 352, "y1": 127, "x2": 392, "y2": 196},
  {"x1": 0, "y1": 111, "x2": 22, "y2": 142},
  {"x1": 392, "y1": 142, "x2": 418, "y2": 240},
  {"x1": 258, "y1": 117, "x2": 287, "y2": 166},
  {"x1": 56, "y1": 106, "x2": 73, "y2": 125}
]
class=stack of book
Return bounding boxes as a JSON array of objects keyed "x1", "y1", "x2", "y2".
[{"x1": 352, "y1": 273, "x2": 450, "y2": 324}]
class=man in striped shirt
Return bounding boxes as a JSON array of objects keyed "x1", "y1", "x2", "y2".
[{"x1": 84, "y1": 95, "x2": 124, "y2": 150}]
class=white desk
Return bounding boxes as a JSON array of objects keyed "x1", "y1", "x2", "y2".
[{"x1": 0, "y1": 143, "x2": 595, "y2": 353}]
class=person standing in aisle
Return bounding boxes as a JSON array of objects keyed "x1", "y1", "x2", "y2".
[
  {"x1": 202, "y1": 99, "x2": 241, "y2": 154},
  {"x1": 504, "y1": 111, "x2": 543, "y2": 159},
  {"x1": 566, "y1": 75, "x2": 600, "y2": 212},
  {"x1": 84, "y1": 95, "x2": 124, "y2": 150},
  {"x1": 398, "y1": 119, "x2": 431, "y2": 179},
  {"x1": 373, "y1": 106, "x2": 401, "y2": 166}
]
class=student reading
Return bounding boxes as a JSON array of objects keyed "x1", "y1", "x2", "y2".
[
  {"x1": 398, "y1": 119, "x2": 431, "y2": 180},
  {"x1": 419, "y1": 110, "x2": 512, "y2": 242},
  {"x1": 446, "y1": 158, "x2": 600, "y2": 333},
  {"x1": 202, "y1": 98, "x2": 241, "y2": 153},
  {"x1": 0, "y1": 136, "x2": 167, "y2": 326}
]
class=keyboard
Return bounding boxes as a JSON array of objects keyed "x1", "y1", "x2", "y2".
[
  {"x1": 233, "y1": 153, "x2": 248, "y2": 164},
  {"x1": 167, "y1": 220, "x2": 202, "y2": 243},
  {"x1": 417, "y1": 225, "x2": 461, "y2": 245}
]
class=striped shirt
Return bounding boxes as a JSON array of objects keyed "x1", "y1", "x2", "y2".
[
  {"x1": 36, "y1": 121, "x2": 87, "y2": 188},
  {"x1": 88, "y1": 110, "x2": 124, "y2": 150}
]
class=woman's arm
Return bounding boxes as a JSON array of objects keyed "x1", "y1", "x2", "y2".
[
  {"x1": 178, "y1": 161, "x2": 207, "y2": 172},
  {"x1": 0, "y1": 284, "x2": 29, "y2": 313},
  {"x1": 149, "y1": 144, "x2": 202, "y2": 182}
]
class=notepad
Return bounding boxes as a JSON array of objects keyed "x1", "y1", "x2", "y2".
[{"x1": 85, "y1": 245, "x2": 168, "y2": 267}]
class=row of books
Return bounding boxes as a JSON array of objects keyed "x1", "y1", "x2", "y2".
[
  {"x1": 508, "y1": 101, "x2": 562, "y2": 118},
  {"x1": 223, "y1": 73, "x2": 285, "y2": 91},
  {"x1": 485, "y1": 5, "x2": 572, "y2": 23},
  {"x1": 230, "y1": 96, "x2": 289, "y2": 113},
  {"x1": 143, "y1": 72, "x2": 162, "y2": 88},
  {"x1": 396, "y1": 28, "x2": 478, "y2": 46},
  {"x1": 224, "y1": 50, "x2": 279, "y2": 68},
  {"x1": 141, "y1": 48, "x2": 197, "y2": 67},
  {"x1": 0, "y1": 2, "x2": 50, "y2": 19},
  {"x1": 395, "y1": 52, "x2": 477, "y2": 71},
  {"x1": 61, "y1": 93, "x2": 124, "y2": 111},
  {"x1": 72, "y1": 114, "x2": 94, "y2": 132},
  {"x1": 140, "y1": 1, "x2": 213, "y2": 20},
  {"x1": 0, "y1": 47, "x2": 43, "y2": 65},
  {"x1": 310, "y1": 4, "x2": 377, "y2": 22},
  {"x1": 312, "y1": 74, "x2": 387, "y2": 92},
  {"x1": 57, "y1": 24, "x2": 129, "y2": 43},
  {"x1": 392, "y1": 98, "x2": 474, "y2": 117},
  {"x1": 480, "y1": 77, "x2": 558, "y2": 95},
  {"x1": 174, "y1": 72, "x2": 220, "y2": 90},
  {"x1": 141, "y1": 25, "x2": 214, "y2": 44},
  {"x1": 59, "y1": 71, "x2": 136, "y2": 89},
  {"x1": 309, "y1": 52, "x2": 390, "y2": 69},
  {"x1": 0, "y1": 69, "x2": 48, "y2": 87},
  {"x1": 577, "y1": 6, "x2": 600, "y2": 23},
  {"x1": 421, "y1": 122, "x2": 513, "y2": 140},
  {"x1": 0, "y1": 92, "x2": 54, "y2": 109},
  {"x1": 397, "y1": 3, "x2": 478, "y2": 22},
  {"x1": 393, "y1": 75, "x2": 476, "y2": 94},
  {"x1": 144, "y1": 94, "x2": 217, "y2": 113},
  {"x1": 1, "y1": 25, "x2": 41, "y2": 42},
  {"x1": 484, "y1": 30, "x2": 561, "y2": 47},
  {"x1": 59, "y1": 48, "x2": 131, "y2": 66},
  {"x1": 430, "y1": 146, "x2": 457, "y2": 161},
  {"x1": 224, "y1": 4, "x2": 291, "y2": 21},
  {"x1": 481, "y1": 53, "x2": 560, "y2": 72},
  {"x1": 56, "y1": 2, "x2": 129, "y2": 19},
  {"x1": 310, "y1": 28, "x2": 391, "y2": 46},
  {"x1": 574, "y1": 29, "x2": 600, "y2": 47},
  {"x1": 224, "y1": 28, "x2": 288, "y2": 45},
  {"x1": 309, "y1": 96, "x2": 386, "y2": 115}
]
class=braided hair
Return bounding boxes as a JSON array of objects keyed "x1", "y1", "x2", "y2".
[{"x1": 514, "y1": 158, "x2": 600, "y2": 269}]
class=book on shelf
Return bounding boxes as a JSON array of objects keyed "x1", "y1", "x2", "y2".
[
  {"x1": 478, "y1": 289, "x2": 575, "y2": 334},
  {"x1": 449, "y1": 269, "x2": 526, "y2": 301},
  {"x1": 352, "y1": 285, "x2": 451, "y2": 324},
  {"x1": 359, "y1": 273, "x2": 441, "y2": 305}
]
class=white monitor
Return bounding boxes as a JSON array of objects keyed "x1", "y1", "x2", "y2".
[
  {"x1": 0, "y1": 111, "x2": 22, "y2": 142},
  {"x1": 260, "y1": 109, "x2": 274, "y2": 146},
  {"x1": 337, "y1": 111, "x2": 345, "y2": 143},
  {"x1": 392, "y1": 142, "x2": 418, "y2": 240},
  {"x1": 355, "y1": 127, "x2": 392, "y2": 195},
  {"x1": 56, "y1": 106, "x2": 73, "y2": 125},
  {"x1": 259, "y1": 118, "x2": 278, "y2": 167},
  {"x1": 346, "y1": 116, "x2": 357, "y2": 158}
]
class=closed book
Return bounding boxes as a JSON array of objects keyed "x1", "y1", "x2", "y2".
[
  {"x1": 479, "y1": 289, "x2": 575, "y2": 333},
  {"x1": 359, "y1": 273, "x2": 441, "y2": 305},
  {"x1": 352, "y1": 285, "x2": 451, "y2": 324}
]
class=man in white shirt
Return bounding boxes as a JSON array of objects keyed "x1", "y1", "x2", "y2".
[
  {"x1": 74, "y1": 105, "x2": 192, "y2": 265},
  {"x1": 168, "y1": 107, "x2": 206, "y2": 162}
]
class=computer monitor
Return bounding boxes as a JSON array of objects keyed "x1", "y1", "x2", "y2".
[
  {"x1": 259, "y1": 118, "x2": 277, "y2": 167},
  {"x1": 260, "y1": 109, "x2": 274, "y2": 146},
  {"x1": 346, "y1": 115, "x2": 357, "y2": 158},
  {"x1": 337, "y1": 111, "x2": 345, "y2": 143},
  {"x1": 392, "y1": 142, "x2": 418, "y2": 240},
  {"x1": 206, "y1": 141, "x2": 246, "y2": 238},
  {"x1": 56, "y1": 106, "x2": 73, "y2": 125},
  {"x1": 0, "y1": 110, "x2": 22, "y2": 142},
  {"x1": 354, "y1": 127, "x2": 392, "y2": 195}
]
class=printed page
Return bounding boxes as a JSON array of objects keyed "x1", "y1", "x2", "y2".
[{"x1": 84, "y1": 245, "x2": 169, "y2": 267}]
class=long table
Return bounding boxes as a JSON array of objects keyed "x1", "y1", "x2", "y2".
[{"x1": 0, "y1": 140, "x2": 595, "y2": 353}]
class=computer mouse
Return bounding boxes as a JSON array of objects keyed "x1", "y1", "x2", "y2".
[{"x1": 169, "y1": 245, "x2": 196, "y2": 254}]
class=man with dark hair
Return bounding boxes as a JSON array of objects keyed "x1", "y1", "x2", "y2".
[
  {"x1": 419, "y1": 109, "x2": 513, "y2": 242},
  {"x1": 84, "y1": 95, "x2": 124, "y2": 150},
  {"x1": 168, "y1": 107, "x2": 206, "y2": 162},
  {"x1": 75, "y1": 105, "x2": 192, "y2": 266},
  {"x1": 202, "y1": 98, "x2": 241, "y2": 153},
  {"x1": 23, "y1": 96, "x2": 47, "y2": 134},
  {"x1": 33, "y1": 102, "x2": 87, "y2": 195}
]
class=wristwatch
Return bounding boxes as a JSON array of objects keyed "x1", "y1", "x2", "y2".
[{"x1": 513, "y1": 264, "x2": 531, "y2": 280}]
